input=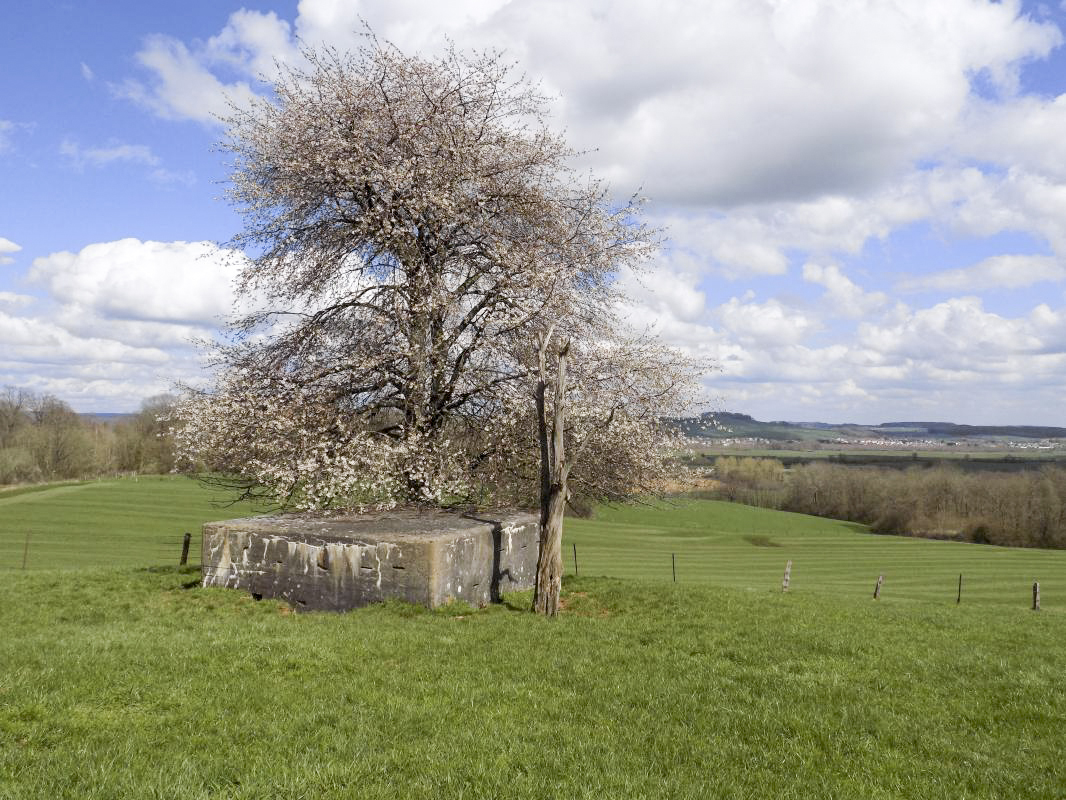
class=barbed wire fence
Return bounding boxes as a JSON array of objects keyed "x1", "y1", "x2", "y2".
[
  {"x1": 1, "y1": 529, "x2": 1057, "y2": 613},
  {"x1": 1, "y1": 529, "x2": 200, "y2": 572}
]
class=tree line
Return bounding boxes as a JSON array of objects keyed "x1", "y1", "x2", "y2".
[
  {"x1": 0, "y1": 387, "x2": 176, "y2": 485},
  {"x1": 711, "y1": 456, "x2": 1066, "y2": 549}
]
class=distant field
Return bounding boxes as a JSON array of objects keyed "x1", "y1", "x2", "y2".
[
  {"x1": 691, "y1": 447, "x2": 1066, "y2": 461},
  {"x1": 567, "y1": 499, "x2": 1066, "y2": 611},
  {"x1": 3, "y1": 478, "x2": 1061, "y2": 613},
  {"x1": 687, "y1": 449, "x2": 1066, "y2": 476},
  {"x1": 682, "y1": 452, "x2": 1066, "y2": 462},
  {"x1": 0, "y1": 476, "x2": 265, "y2": 571}
]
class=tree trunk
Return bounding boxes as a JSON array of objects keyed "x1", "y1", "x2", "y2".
[
  {"x1": 534, "y1": 481, "x2": 566, "y2": 615},
  {"x1": 533, "y1": 334, "x2": 570, "y2": 616}
]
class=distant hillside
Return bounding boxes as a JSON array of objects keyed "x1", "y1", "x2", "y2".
[
  {"x1": 674, "y1": 412, "x2": 825, "y2": 442},
  {"x1": 877, "y1": 421, "x2": 1066, "y2": 439},
  {"x1": 680, "y1": 412, "x2": 1066, "y2": 441}
]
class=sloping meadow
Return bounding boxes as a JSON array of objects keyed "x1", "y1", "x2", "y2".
[{"x1": 1, "y1": 565, "x2": 1064, "y2": 799}]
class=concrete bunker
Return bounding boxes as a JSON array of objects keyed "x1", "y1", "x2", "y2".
[{"x1": 202, "y1": 508, "x2": 539, "y2": 611}]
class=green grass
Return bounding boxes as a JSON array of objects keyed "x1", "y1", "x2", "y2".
[
  {"x1": 2, "y1": 479, "x2": 1061, "y2": 612},
  {"x1": 4, "y1": 482, "x2": 1066, "y2": 796},
  {"x1": 0, "y1": 476, "x2": 265, "y2": 571},
  {"x1": 1, "y1": 568, "x2": 1064, "y2": 798},
  {"x1": 567, "y1": 499, "x2": 1066, "y2": 610}
]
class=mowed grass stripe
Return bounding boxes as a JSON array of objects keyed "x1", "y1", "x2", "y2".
[
  {"x1": 565, "y1": 499, "x2": 1066, "y2": 609},
  {"x1": 2, "y1": 480, "x2": 1063, "y2": 610},
  {"x1": 0, "y1": 476, "x2": 264, "y2": 571}
]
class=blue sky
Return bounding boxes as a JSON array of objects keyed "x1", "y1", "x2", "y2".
[{"x1": 4, "y1": 0, "x2": 1066, "y2": 425}]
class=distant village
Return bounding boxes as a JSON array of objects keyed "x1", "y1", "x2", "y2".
[{"x1": 709, "y1": 436, "x2": 1064, "y2": 452}]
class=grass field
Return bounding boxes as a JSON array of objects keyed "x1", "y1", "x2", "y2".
[
  {"x1": 0, "y1": 476, "x2": 265, "y2": 571},
  {"x1": 3, "y1": 479, "x2": 1066, "y2": 797},
  {"x1": 2, "y1": 477, "x2": 1062, "y2": 611},
  {"x1": 2, "y1": 568, "x2": 1064, "y2": 798},
  {"x1": 567, "y1": 500, "x2": 1066, "y2": 611}
]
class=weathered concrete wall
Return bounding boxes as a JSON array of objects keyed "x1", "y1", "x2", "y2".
[{"x1": 202, "y1": 509, "x2": 539, "y2": 611}]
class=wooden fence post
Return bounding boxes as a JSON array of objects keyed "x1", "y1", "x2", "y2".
[
  {"x1": 782, "y1": 560, "x2": 792, "y2": 592},
  {"x1": 672, "y1": 553, "x2": 676, "y2": 583},
  {"x1": 957, "y1": 573, "x2": 962, "y2": 605},
  {"x1": 1033, "y1": 581, "x2": 1040, "y2": 612},
  {"x1": 873, "y1": 574, "x2": 884, "y2": 600},
  {"x1": 180, "y1": 532, "x2": 191, "y2": 566},
  {"x1": 572, "y1": 542, "x2": 578, "y2": 576}
]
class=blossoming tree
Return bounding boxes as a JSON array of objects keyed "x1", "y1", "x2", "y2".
[{"x1": 173, "y1": 38, "x2": 705, "y2": 614}]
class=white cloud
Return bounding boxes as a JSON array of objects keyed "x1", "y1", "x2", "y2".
[
  {"x1": 58, "y1": 140, "x2": 196, "y2": 186},
  {"x1": 113, "y1": 34, "x2": 259, "y2": 124},
  {"x1": 0, "y1": 311, "x2": 170, "y2": 366},
  {"x1": 0, "y1": 292, "x2": 34, "y2": 309},
  {"x1": 80, "y1": 62, "x2": 94, "y2": 82},
  {"x1": 0, "y1": 239, "x2": 252, "y2": 410},
  {"x1": 695, "y1": 295, "x2": 1066, "y2": 423},
  {"x1": 28, "y1": 239, "x2": 242, "y2": 328},
  {"x1": 654, "y1": 177, "x2": 931, "y2": 279},
  {"x1": 619, "y1": 265, "x2": 706, "y2": 323},
  {"x1": 0, "y1": 237, "x2": 22, "y2": 266},
  {"x1": 118, "y1": 0, "x2": 1060, "y2": 205},
  {"x1": 961, "y1": 94, "x2": 1066, "y2": 183},
  {"x1": 205, "y1": 9, "x2": 300, "y2": 77},
  {"x1": 803, "y1": 262, "x2": 888, "y2": 317},
  {"x1": 714, "y1": 296, "x2": 820, "y2": 346},
  {"x1": 898, "y1": 254, "x2": 1066, "y2": 292},
  {"x1": 857, "y1": 297, "x2": 1052, "y2": 365},
  {"x1": 60, "y1": 139, "x2": 160, "y2": 169},
  {"x1": 488, "y1": 0, "x2": 1058, "y2": 204},
  {"x1": 115, "y1": 10, "x2": 298, "y2": 126}
]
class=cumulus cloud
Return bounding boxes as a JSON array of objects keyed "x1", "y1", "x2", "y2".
[
  {"x1": 696, "y1": 296, "x2": 1066, "y2": 423},
  {"x1": 0, "y1": 237, "x2": 22, "y2": 266},
  {"x1": 803, "y1": 262, "x2": 888, "y2": 317},
  {"x1": 0, "y1": 239, "x2": 251, "y2": 410},
  {"x1": 714, "y1": 296, "x2": 820, "y2": 347},
  {"x1": 0, "y1": 311, "x2": 170, "y2": 366},
  {"x1": 0, "y1": 292, "x2": 34, "y2": 309},
  {"x1": 117, "y1": 1, "x2": 1060, "y2": 203},
  {"x1": 857, "y1": 297, "x2": 1057, "y2": 366},
  {"x1": 204, "y1": 9, "x2": 300, "y2": 77},
  {"x1": 28, "y1": 238, "x2": 241, "y2": 329},
  {"x1": 290, "y1": 0, "x2": 1054, "y2": 205},
  {"x1": 899, "y1": 254, "x2": 1066, "y2": 292},
  {"x1": 112, "y1": 34, "x2": 259, "y2": 124},
  {"x1": 960, "y1": 94, "x2": 1066, "y2": 183}
]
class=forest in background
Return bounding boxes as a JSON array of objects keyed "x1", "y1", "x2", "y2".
[
  {"x1": 712, "y1": 455, "x2": 1066, "y2": 549},
  {"x1": 0, "y1": 387, "x2": 175, "y2": 485}
]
